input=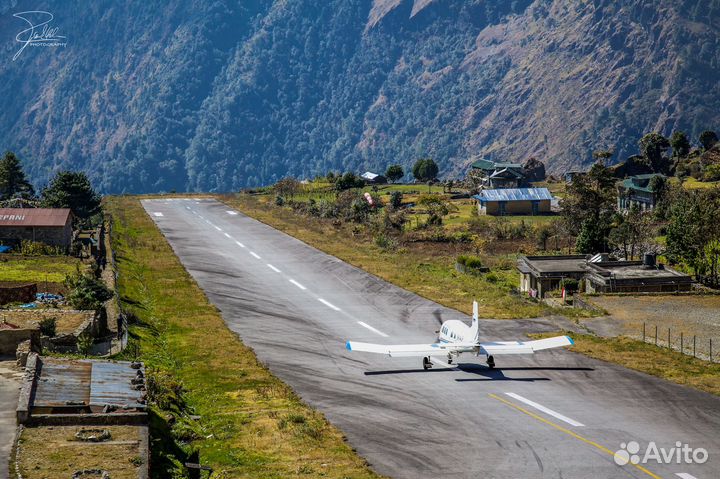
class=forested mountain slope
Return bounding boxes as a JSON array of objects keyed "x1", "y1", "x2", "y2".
[{"x1": 1, "y1": 0, "x2": 718, "y2": 192}]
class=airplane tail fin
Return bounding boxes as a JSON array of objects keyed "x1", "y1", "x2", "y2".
[{"x1": 469, "y1": 300, "x2": 480, "y2": 342}]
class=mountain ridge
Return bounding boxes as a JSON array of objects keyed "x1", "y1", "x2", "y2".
[{"x1": 0, "y1": 0, "x2": 718, "y2": 193}]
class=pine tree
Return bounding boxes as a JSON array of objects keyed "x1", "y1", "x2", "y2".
[
  {"x1": 41, "y1": 171, "x2": 101, "y2": 219},
  {"x1": 0, "y1": 151, "x2": 35, "y2": 200}
]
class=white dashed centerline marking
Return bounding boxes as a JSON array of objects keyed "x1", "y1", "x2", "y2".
[
  {"x1": 356, "y1": 321, "x2": 388, "y2": 337},
  {"x1": 267, "y1": 264, "x2": 281, "y2": 273},
  {"x1": 199, "y1": 215, "x2": 204, "y2": 220},
  {"x1": 250, "y1": 252, "x2": 261, "y2": 259},
  {"x1": 213, "y1": 225, "x2": 222, "y2": 231},
  {"x1": 235, "y1": 241, "x2": 245, "y2": 248},
  {"x1": 676, "y1": 474, "x2": 699, "y2": 479},
  {"x1": 289, "y1": 279, "x2": 306, "y2": 290},
  {"x1": 224, "y1": 233, "x2": 232, "y2": 239},
  {"x1": 226, "y1": 211, "x2": 238, "y2": 215},
  {"x1": 318, "y1": 298, "x2": 341, "y2": 311},
  {"x1": 505, "y1": 393, "x2": 584, "y2": 427},
  {"x1": 153, "y1": 212, "x2": 163, "y2": 217}
]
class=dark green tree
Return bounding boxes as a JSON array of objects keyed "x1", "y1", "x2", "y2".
[
  {"x1": 575, "y1": 218, "x2": 609, "y2": 254},
  {"x1": 699, "y1": 130, "x2": 719, "y2": 151},
  {"x1": 334, "y1": 172, "x2": 365, "y2": 191},
  {"x1": 670, "y1": 131, "x2": 691, "y2": 158},
  {"x1": 0, "y1": 151, "x2": 35, "y2": 200},
  {"x1": 639, "y1": 133, "x2": 671, "y2": 172},
  {"x1": 412, "y1": 159, "x2": 439, "y2": 192},
  {"x1": 385, "y1": 164, "x2": 404, "y2": 183},
  {"x1": 560, "y1": 162, "x2": 616, "y2": 231},
  {"x1": 40, "y1": 171, "x2": 101, "y2": 219},
  {"x1": 665, "y1": 188, "x2": 720, "y2": 274},
  {"x1": 412, "y1": 159, "x2": 439, "y2": 183}
]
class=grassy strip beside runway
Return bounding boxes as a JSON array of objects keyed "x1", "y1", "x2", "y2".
[
  {"x1": 533, "y1": 332, "x2": 720, "y2": 397},
  {"x1": 106, "y1": 197, "x2": 381, "y2": 479}
]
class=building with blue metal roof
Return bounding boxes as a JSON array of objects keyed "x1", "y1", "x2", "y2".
[{"x1": 473, "y1": 188, "x2": 553, "y2": 216}]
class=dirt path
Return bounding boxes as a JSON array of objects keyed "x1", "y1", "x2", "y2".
[{"x1": 0, "y1": 360, "x2": 22, "y2": 479}]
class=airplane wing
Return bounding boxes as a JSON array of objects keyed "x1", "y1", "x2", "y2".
[
  {"x1": 479, "y1": 335, "x2": 573, "y2": 355},
  {"x1": 346, "y1": 341, "x2": 477, "y2": 357}
]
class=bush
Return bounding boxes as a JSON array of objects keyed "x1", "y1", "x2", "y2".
[
  {"x1": 335, "y1": 172, "x2": 365, "y2": 191},
  {"x1": 65, "y1": 273, "x2": 114, "y2": 310},
  {"x1": 19, "y1": 240, "x2": 64, "y2": 256},
  {"x1": 274, "y1": 195, "x2": 285, "y2": 206},
  {"x1": 389, "y1": 191, "x2": 403, "y2": 209},
  {"x1": 39, "y1": 317, "x2": 56, "y2": 337},
  {"x1": 465, "y1": 257, "x2": 483, "y2": 269},
  {"x1": 560, "y1": 278, "x2": 579, "y2": 292},
  {"x1": 485, "y1": 272, "x2": 499, "y2": 283},
  {"x1": 703, "y1": 163, "x2": 720, "y2": 182}
]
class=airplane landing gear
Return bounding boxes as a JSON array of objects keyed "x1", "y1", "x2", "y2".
[
  {"x1": 487, "y1": 355, "x2": 495, "y2": 369},
  {"x1": 423, "y1": 356, "x2": 432, "y2": 370},
  {"x1": 447, "y1": 354, "x2": 453, "y2": 365}
]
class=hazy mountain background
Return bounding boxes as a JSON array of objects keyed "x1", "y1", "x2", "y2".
[{"x1": 0, "y1": 0, "x2": 719, "y2": 193}]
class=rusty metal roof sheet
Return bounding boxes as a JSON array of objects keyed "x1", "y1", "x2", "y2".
[
  {"x1": 32, "y1": 358, "x2": 145, "y2": 411},
  {"x1": 0, "y1": 208, "x2": 71, "y2": 227},
  {"x1": 33, "y1": 359, "x2": 91, "y2": 407}
]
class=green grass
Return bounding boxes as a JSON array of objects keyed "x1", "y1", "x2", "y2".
[
  {"x1": 221, "y1": 194, "x2": 567, "y2": 319},
  {"x1": 0, "y1": 255, "x2": 82, "y2": 283},
  {"x1": 106, "y1": 196, "x2": 381, "y2": 479},
  {"x1": 533, "y1": 332, "x2": 720, "y2": 397}
]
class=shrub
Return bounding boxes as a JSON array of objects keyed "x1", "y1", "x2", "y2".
[
  {"x1": 389, "y1": 191, "x2": 403, "y2": 209},
  {"x1": 465, "y1": 257, "x2": 483, "y2": 269},
  {"x1": 703, "y1": 163, "x2": 720, "y2": 182},
  {"x1": 65, "y1": 273, "x2": 114, "y2": 310},
  {"x1": 77, "y1": 330, "x2": 94, "y2": 357},
  {"x1": 335, "y1": 172, "x2": 365, "y2": 191},
  {"x1": 485, "y1": 272, "x2": 499, "y2": 283},
  {"x1": 19, "y1": 240, "x2": 64, "y2": 256},
  {"x1": 274, "y1": 195, "x2": 285, "y2": 206},
  {"x1": 39, "y1": 317, "x2": 57, "y2": 337},
  {"x1": 560, "y1": 278, "x2": 579, "y2": 292}
]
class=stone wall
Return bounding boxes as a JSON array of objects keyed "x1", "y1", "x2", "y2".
[
  {"x1": 0, "y1": 283, "x2": 36, "y2": 305},
  {"x1": 0, "y1": 224, "x2": 73, "y2": 249}
]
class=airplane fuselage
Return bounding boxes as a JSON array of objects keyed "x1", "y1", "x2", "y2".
[{"x1": 438, "y1": 320, "x2": 472, "y2": 344}]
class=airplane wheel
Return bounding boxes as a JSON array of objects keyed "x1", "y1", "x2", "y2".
[
  {"x1": 487, "y1": 355, "x2": 495, "y2": 369},
  {"x1": 423, "y1": 357, "x2": 432, "y2": 370}
]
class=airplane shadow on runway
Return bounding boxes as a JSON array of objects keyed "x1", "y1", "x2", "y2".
[{"x1": 364, "y1": 364, "x2": 593, "y2": 383}]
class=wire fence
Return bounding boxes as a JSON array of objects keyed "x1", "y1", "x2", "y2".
[{"x1": 640, "y1": 322, "x2": 716, "y2": 362}]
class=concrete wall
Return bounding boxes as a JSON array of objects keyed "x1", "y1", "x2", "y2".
[{"x1": 0, "y1": 329, "x2": 38, "y2": 356}]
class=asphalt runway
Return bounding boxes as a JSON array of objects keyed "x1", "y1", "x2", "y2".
[{"x1": 144, "y1": 198, "x2": 720, "y2": 479}]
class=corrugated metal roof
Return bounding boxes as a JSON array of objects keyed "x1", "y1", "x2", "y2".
[
  {"x1": 33, "y1": 359, "x2": 91, "y2": 407},
  {"x1": 32, "y1": 358, "x2": 145, "y2": 411},
  {"x1": 0, "y1": 208, "x2": 71, "y2": 227},
  {"x1": 90, "y1": 361, "x2": 145, "y2": 409},
  {"x1": 474, "y1": 188, "x2": 553, "y2": 202}
]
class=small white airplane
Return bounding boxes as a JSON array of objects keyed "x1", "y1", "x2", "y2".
[{"x1": 346, "y1": 301, "x2": 573, "y2": 370}]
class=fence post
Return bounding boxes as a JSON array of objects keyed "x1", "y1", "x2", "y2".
[
  {"x1": 693, "y1": 335, "x2": 696, "y2": 358},
  {"x1": 655, "y1": 325, "x2": 658, "y2": 346},
  {"x1": 668, "y1": 328, "x2": 671, "y2": 351},
  {"x1": 711, "y1": 339, "x2": 713, "y2": 363},
  {"x1": 681, "y1": 332, "x2": 684, "y2": 355},
  {"x1": 643, "y1": 322, "x2": 646, "y2": 343}
]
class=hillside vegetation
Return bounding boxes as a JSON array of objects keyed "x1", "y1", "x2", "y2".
[{"x1": 1, "y1": 1, "x2": 719, "y2": 192}]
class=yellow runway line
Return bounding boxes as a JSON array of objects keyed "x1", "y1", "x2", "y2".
[{"x1": 488, "y1": 393, "x2": 663, "y2": 479}]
